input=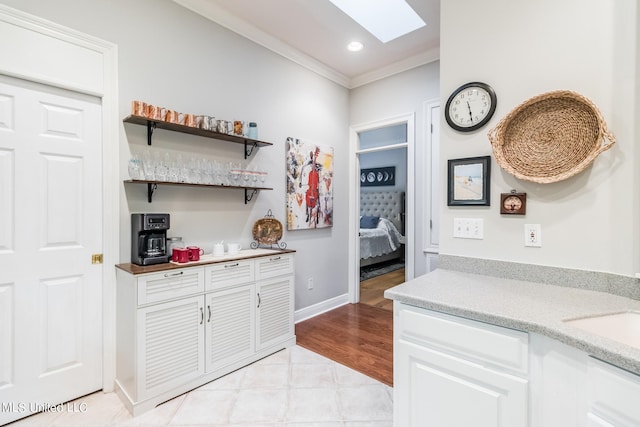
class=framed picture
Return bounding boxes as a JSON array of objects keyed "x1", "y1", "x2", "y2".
[
  {"x1": 360, "y1": 166, "x2": 395, "y2": 187},
  {"x1": 447, "y1": 156, "x2": 491, "y2": 206},
  {"x1": 285, "y1": 137, "x2": 334, "y2": 230}
]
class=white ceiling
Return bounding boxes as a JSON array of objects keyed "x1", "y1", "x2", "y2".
[{"x1": 173, "y1": 0, "x2": 440, "y2": 89}]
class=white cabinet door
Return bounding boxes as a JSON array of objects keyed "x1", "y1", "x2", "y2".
[
  {"x1": 205, "y1": 284, "x2": 255, "y2": 372},
  {"x1": 586, "y1": 358, "x2": 640, "y2": 426},
  {"x1": 396, "y1": 339, "x2": 528, "y2": 427},
  {"x1": 256, "y1": 276, "x2": 294, "y2": 350},
  {"x1": 137, "y1": 295, "x2": 204, "y2": 400}
]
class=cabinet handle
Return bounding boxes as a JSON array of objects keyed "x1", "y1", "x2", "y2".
[
  {"x1": 207, "y1": 305, "x2": 212, "y2": 323},
  {"x1": 257, "y1": 292, "x2": 261, "y2": 308},
  {"x1": 200, "y1": 307, "x2": 204, "y2": 325},
  {"x1": 270, "y1": 256, "x2": 281, "y2": 261},
  {"x1": 164, "y1": 271, "x2": 184, "y2": 277},
  {"x1": 224, "y1": 263, "x2": 239, "y2": 268}
]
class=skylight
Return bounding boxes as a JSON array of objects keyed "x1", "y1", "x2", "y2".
[{"x1": 328, "y1": 0, "x2": 426, "y2": 43}]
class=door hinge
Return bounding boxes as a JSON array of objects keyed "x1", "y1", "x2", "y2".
[{"x1": 91, "y1": 254, "x2": 103, "y2": 264}]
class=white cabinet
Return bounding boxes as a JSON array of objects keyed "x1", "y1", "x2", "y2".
[
  {"x1": 394, "y1": 302, "x2": 529, "y2": 427},
  {"x1": 530, "y1": 333, "x2": 640, "y2": 426},
  {"x1": 115, "y1": 252, "x2": 295, "y2": 417},
  {"x1": 137, "y1": 295, "x2": 205, "y2": 400},
  {"x1": 586, "y1": 358, "x2": 640, "y2": 426},
  {"x1": 204, "y1": 283, "x2": 255, "y2": 372}
]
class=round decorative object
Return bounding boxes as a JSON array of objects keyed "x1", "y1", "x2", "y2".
[
  {"x1": 488, "y1": 90, "x2": 615, "y2": 184},
  {"x1": 500, "y1": 191, "x2": 526, "y2": 215},
  {"x1": 445, "y1": 82, "x2": 497, "y2": 132},
  {"x1": 251, "y1": 209, "x2": 286, "y2": 249}
]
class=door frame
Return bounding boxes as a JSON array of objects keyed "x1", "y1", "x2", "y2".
[
  {"x1": 348, "y1": 113, "x2": 415, "y2": 303},
  {"x1": 0, "y1": 4, "x2": 119, "y2": 391}
]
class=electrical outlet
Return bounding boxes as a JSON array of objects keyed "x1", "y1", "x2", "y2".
[
  {"x1": 524, "y1": 224, "x2": 542, "y2": 247},
  {"x1": 307, "y1": 278, "x2": 314, "y2": 290}
]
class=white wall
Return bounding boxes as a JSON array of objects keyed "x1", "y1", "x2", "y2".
[
  {"x1": 1, "y1": 0, "x2": 351, "y2": 311},
  {"x1": 440, "y1": 0, "x2": 640, "y2": 276},
  {"x1": 350, "y1": 62, "x2": 440, "y2": 276}
]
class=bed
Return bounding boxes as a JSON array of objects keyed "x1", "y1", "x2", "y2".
[{"x1": 360, "y1": 191, "x2": 405, "y2": 267}]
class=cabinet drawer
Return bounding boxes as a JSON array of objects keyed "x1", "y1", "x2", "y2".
[
  {"x1": 205, "y1": 259, "x2": 254, "y2": 291},
  {"x1": 137, "y1": 267, "x2": 204, "y2": 306},
  {"x1": 398, "y1": 303, "x2": 529, "y2": 375},
  {"x1": 255, "y1": 254, "x2": 293, "y2": 280}
]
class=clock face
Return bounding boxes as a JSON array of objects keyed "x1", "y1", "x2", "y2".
[
  {"x1": 503, "y1": 195, "x2": 522, "y2": 211},
  {"x1": 445, "y1": 82, "x2": 497, "y2": 132},
  {"x1": 500, "y1": 192, "x2": 526, "y2": 215}
]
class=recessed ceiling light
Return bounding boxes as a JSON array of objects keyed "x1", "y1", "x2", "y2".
[
  {"x1": 329, "y1": 0, "x2": 426, "y2": 43},
  {"x1": 347, "y1": 41, "x2": 364, "y2": 52}
]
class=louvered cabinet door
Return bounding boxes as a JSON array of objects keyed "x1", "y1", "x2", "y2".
[
  {"x1": 137, "y1": 295, "x2": 205, "y2": 400},
  {"x1": 205, "y1": 284, "x2": 255, "y2": 372},
  {"x1": 256, "y1": 276, "x2": 294, "y2": 351}
]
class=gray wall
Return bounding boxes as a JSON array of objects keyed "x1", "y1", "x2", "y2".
[
  {"x1": 1, "y1": 0, "x2": 351, "y2": 312},
  {"x1": 440, "y1": 0, "x2": 640, "y2": 277}
]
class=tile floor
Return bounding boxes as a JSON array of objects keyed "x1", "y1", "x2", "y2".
[{"x1": 9, "y1": 346, "x2": 393, "y2": 427}]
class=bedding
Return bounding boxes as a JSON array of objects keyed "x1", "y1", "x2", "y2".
[
  {"x1": 360, "y1": 217, "x2": 403, "y2": 260},
  {"x1": 359, "y1": 190, "x2": 405, "y2": 266}
]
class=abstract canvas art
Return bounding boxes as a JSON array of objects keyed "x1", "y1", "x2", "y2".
[{"x1": 286, "y1": 137, "x2": 334, "y2": 230}]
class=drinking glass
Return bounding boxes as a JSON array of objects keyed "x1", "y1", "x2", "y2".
[
  {"x1": 128, "y1": 154, "x2": 143, "y2": 180},
  {"x1": 142, "y1": 151, "x2": 155, "y2": 181},
  {"x1": 154, "y1": 152, "x2": 168, "y2": 182}
]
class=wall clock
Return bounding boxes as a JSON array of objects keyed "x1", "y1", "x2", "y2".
[
  {"x1": 500, "y1": 191, "x2": 526, "y2": 215},
  {"x1": 445, "y1": 82, "x2": 497, "y2": 132}
]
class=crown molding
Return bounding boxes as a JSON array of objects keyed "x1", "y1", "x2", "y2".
[
  {"x1": 173, "y1": 0, "x2": 352, "y2": 88},
  {"x1": 349, "y1": 47, "x2": 440, "y2": 89},
  {"x1": 173, "y1": 0, "x2": 439, "y2": 89}
]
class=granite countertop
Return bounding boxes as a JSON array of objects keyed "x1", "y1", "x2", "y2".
[{"x1": 385, "y1": 268, "x2": 640, "y2": 376}]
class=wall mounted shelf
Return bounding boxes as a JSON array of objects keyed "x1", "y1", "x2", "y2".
[
  {"x1": 124, "y1": 179, "x2": 272, "y2": 204},
  {"x1": 123, "y1": 115, "x2": 272, "y2": 158}
]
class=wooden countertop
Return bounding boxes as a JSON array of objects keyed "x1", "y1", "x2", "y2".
[{"x1": 116, "y1": 248, "x2": 295, "y2": 275}]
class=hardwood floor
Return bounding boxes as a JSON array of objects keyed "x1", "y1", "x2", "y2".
[
  {"x1": 295, "y1": 303, "x2": 394, "y2": 386},
  {"x1": 360, "y1": 268, "x2": 405, "y2": 311}
]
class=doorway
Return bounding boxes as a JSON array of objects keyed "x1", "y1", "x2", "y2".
[{"x1": 348, "y1": 113, "x2": 415, "y2": 304}]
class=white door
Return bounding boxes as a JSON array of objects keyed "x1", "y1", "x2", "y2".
[{"x1": 0, "y1": 75, "x2": 103, "y2": 424}]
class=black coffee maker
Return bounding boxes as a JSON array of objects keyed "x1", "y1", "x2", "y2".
[{"x1": 131, "y1": 213, "x2": 170, "y2": 265}]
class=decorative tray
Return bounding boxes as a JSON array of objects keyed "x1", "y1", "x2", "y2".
[{"x1": 251, "y1": 210, "x2": 286, "y2": 249}]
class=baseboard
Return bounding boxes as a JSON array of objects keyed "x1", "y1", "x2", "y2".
[{"x1": 294, "y1": 293, "x2": 350, "y2": 323}]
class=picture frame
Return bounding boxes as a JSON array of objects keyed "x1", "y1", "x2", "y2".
[
  {"x1": 360, "y1": 166, "x2": 395, "y2": 187},
  {"x1": 447, "y1": 156, "x2": 491, "y2": 206}
]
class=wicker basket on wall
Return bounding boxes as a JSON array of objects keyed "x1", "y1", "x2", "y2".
[{"x1": 488, "y1": 90, "x2": 615, "y2": 184}]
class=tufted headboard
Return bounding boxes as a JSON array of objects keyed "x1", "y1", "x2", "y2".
[{"x1": 360, "y1": 191, "x2": 405, "y2": 234}]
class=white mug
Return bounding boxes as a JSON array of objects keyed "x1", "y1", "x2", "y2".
[
  {"x1": 227, "y1": 243, "x2": 242, "y2": 254},
  {"x1": 213, "y1": 243, "x2": 224, "y2": 256}
]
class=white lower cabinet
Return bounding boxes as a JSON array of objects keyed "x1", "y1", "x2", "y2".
[
  {"x1": 115, "y1": 253, "x2": 295, "y2": 416},
  {"x1": 395, "y1": 302, "x2": 529, "y2": 427},
  {"x1": 530, "y1": 334, "x2": 640, "y2": 427},
  {"x1": 137, "y1": 295, "x2": 205, "y2": 400},
  {"x1": 394, "y1": 302, "x2": 640, "y2": 427},
  {"x1": 205, "y1": 283, "x2": 255, "y2": 372},
  {"x1": 586, "y1": 358, "x2": 640, "y2": 426}
]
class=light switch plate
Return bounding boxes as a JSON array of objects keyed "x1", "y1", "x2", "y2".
[{"x1": 453, "y1": 218, "x2": 484, "y2": 239}]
